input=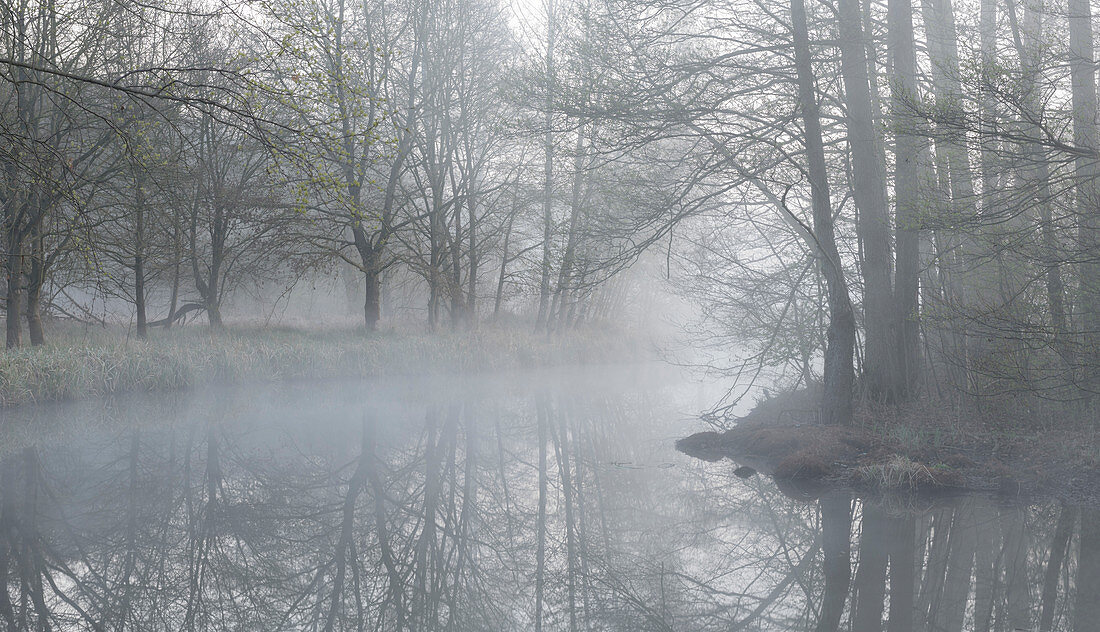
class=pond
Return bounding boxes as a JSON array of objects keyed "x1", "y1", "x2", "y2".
[{"x1": 0, "y1": 364, "x2": 1093, "y2": 631}]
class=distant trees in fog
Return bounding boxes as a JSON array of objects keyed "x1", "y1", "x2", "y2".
[
  {"x1": 8, "y1": 0, "x2": 1100, "y2": 414},
  {"x1": 0, "y1": 0, "x2": 680, "y2": 345}
]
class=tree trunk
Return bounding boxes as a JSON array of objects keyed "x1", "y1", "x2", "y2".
[
  {"x1": 494, "y1": 209, "x2": 517, "y2": 320},
  {"x1": 450, "y1": 196, "x2": 465, "y2": 330},
  {"x1": 135, "y1": 198, "x2": 147, "y2": 340},
  {"x1": 888, "y1": 0, "x2": 927, "y2": 399},
  {"x1": 536, "y1": 0, "x2": 556, "y2": 327},
  {"x1": 534, "y1": 397, "x2": 548, "y2": 632},
  {"x1": 887, "y1": 515, "x2": 916, "y2": 632},
  {"x1": 166, "y1": 192, "x2": 185, "y2": 329},
  {"x1": 24, "y1": 278, "x2": 42, "y2": 346},
  {"x1": 5, "y1": 235, "x2": 23, "y2": 349},
  {"x1": 1002, "y1": 505, "x2": 1032, "y2": 631},
  {"x1": 1069, "y1": 0, "x2": 1100, "y2": 399},
  {"x1": 969, "y1": 0, "x2": 1000, "y2": 397},
  {"x1": 467, "y1": 193, "x2": 478, "y2": 329},
  {"x1": 838, "y1": 0, "x2": 896, "y2": 401},
  {"x1": 553, "y1": 129, "x2": 587, "y2": 331},
  {"x1": 1039, "y1": 505, "x2": 1076, "y2": 632},
  {"x1": 352, "y1": 226, "x2": 383, "y2": 332},
  {"x1": 972, "y1": 501, "x2": 998, "y2": 632},
  {"x1": 207, "y1": 300, "x2": 223, "y2": 329},
  {"x1": 852, "y1": 503, "x2": 889, "y2": 631},
  {"x1": 792, "y1": 0, "x2": 856, "y2": 425},
  {"x1": 552, "y1": 401, "x2": 579, "y2": 632},
  {"x1": 815, "y1": 492, "x2": 852, "y2": 632},
  {"x1": 364, "y1": 265, "x2": 381, "y2": 333},
  {"x1": 921, "y1": 0, "x2": 976, "y2": 393},
  {"x1": 1076, "y1": 508, "x2": 1100, "y2": 632},
  {"x1": 364, "y1": 418, "x2": 407, "y2": 628},
  {"x1": 933, "y1": 505, "x2": 976, "y2": 632}
]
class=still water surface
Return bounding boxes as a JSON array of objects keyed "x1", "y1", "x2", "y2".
[{"x1": 0, "y1": 365, "x2": 1095, "y2": 631}]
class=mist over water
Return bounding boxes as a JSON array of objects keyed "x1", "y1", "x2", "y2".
[{"x1": 0, "y1": 366, "x2": 1091, "y2": 631}]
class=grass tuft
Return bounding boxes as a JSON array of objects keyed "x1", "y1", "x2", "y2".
[{"x1": 854, "y1": 454, "x2": 961, "y2": 490}]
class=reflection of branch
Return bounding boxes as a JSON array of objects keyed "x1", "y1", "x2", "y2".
[
  {"x1": 731, "y1": 539, "x2": 821, "y2": 631},
  {"x1": 593, "y1": 571, "x2": 675, "y2": 632}
]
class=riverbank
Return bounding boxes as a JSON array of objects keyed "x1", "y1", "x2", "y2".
[
  {"x1": 677, "y1": 390, "x2": 1100, "y2": 506},
  {"x1": 0, "y1": 322, "x2": 648, "y2": 408}
]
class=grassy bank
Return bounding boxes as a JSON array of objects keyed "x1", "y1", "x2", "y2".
[
  {"x1": 0, "y1": 323, "x2": 647, "y2": 408},
  {"x1": 677, "y1": 391, "x2": 1100, "y2": 505}
]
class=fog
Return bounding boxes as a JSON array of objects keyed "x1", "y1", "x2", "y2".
[
  {"x1": 6, "y1": 0, "x2": 1100, "y2": 627},
  {"x1": 0, "y1": 368, "x2": 1096, "y2": 631}
]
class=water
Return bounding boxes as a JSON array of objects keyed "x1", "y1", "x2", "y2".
[{"x1": 0, "y1": 365, "x2": 1094, "y2": 631}]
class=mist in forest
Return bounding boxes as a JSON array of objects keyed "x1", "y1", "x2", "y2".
[{"x1": 7, "y1": 0, "x2": 1100, "y2": 628}]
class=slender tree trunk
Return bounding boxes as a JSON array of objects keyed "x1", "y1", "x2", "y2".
[
  {"x1": 324, "y1": 431, "x2": 368, "y2": 632},
  {"x1": 815, "y1": 492, "x2": 852, "y2": 632},
  {"x1": 117, "y1": 433, "x2": 140, "y2": 630},
  {"x1": 922, "y1": 0, "x2": 975, "y2": 392},
  {"x1": 888, "y1": 0, "x2": 927, "y2": 399},
  {"x1": 428, "y1": 184, "x2": 444, "y2": 332},
  {"x1": 1069, "y1": 0, "x2": 1100, "y2": 400},
  {"x1": 5, "y1": 233, "x2": 23, "y2": 349},
  {"x1": 552, "y1": 401, "x2": 578, "y2": 632},
  {"x1": 1076, "y1": 508, "x2": 1100, "y2": 632},
  {"x1": 1002, "y1": 506, "x2": 1032, "y2": 631},
  {"x1": 972, "y1": 500, "x2": 999, "y2": 632},
  {"x1": 852, "y1": 503, "x2": 889, "y2": 632},
  {"x1": 534, "y1": 397, "x2": 548, "y2": 632},
  {"x1": 916, "y1": 508, "x2": 951, "y2": 625},
  {"x1": 553, "y1": 129, "x2": 586, "y2": 331},
  {"x1": 134, "y1": 183, "x2": 147, "y2": 339},
  {"x1": 364, "y1": 419, "x2": 407, "y2": 629},
  {"x1": 206, "y1": 291, "x2": 223, "y2": 329},
  {"x1": 450, "y1": 196, "x2": 464, "y2": 330},
  {"x1": 968, "y1": 0, "x2": 1000, "y2": 397},
  {"x1": 1004, "y1": 0, "x2": 1068, "y2": 368},
  {"x1": 364, "y1": 266, "x2": 381, "y2": 332},
  {"x1": 1040, "y1": 505, "x2": 1076, "y2": 632},
  {"x1": 412, "y1": 410, "x2": 443, "y2": 629},
  {"x1": 887, "y1": 516, "x2": 916, "y2": 632},
  {"x1": 792, "y1": 0, "x2": 856, "y2": 424},
  {"x1": 0, "y1": 459, "x2": 16, "y2": 630},
  {"x1": 838, "y1": 0, "x2": 896, "y2": 401},
  {"x1": 467, "y1": 194, "x2": 478, "y2": 329},
  {"x1": 24, "y1": 239, "x2": 43, "y2": 346},
  {"x1": 933, "y1": 505, "x2": 976, "y2": 632},
  {"x1": 494, "y1": 211, "x2": 516, "y2": 320},
  {"x1": 537, "y1": 0, "x2": 556, "y2": 326}
]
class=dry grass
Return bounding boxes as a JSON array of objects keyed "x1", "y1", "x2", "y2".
[
  {"x1": 0, "y1": 322, "x2": 646, "y2": 407},
  {"x1": 853, "y1": 454, "x2": 961, "y2": 490}
]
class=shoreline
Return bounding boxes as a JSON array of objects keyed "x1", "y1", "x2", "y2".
[
  {"x1": 677, "y1": 396, "x2": 1100, "y2": 507},
  {"x1": 0, "y1": 323, "x2": 649, "y2": 409}
]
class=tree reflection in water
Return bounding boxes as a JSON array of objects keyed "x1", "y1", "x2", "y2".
[{"x1": 0, "y1": 373, "x2": 1095, "y2": 631}]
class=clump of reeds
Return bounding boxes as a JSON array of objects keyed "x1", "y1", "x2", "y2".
[{"x1": 854, "y1": 454, "x2": 959, "y2": 490}]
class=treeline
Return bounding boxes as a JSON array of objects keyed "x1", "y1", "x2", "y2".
[
  {"x1": 7, "y1": 0, "x2": 1100, "y2": 417},
  {"x1": 0, "y1": 0, "x2": 679, "y2": 348},
  {"x1": 641, "y1": 0, "x2": 1100, "y2": 419}
]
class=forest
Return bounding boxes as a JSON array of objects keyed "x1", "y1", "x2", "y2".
[{"x1": 5, "y1": 0, "x2": 1100, "y2": 427}]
